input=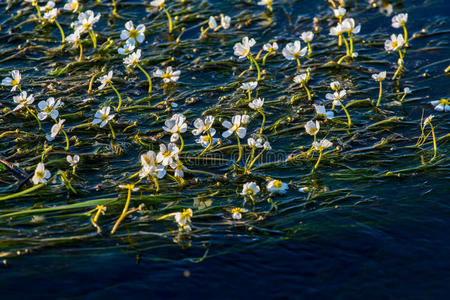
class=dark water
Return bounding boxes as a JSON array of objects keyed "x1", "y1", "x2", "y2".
[{"x1": 0, "y1": 0, "x2": 449, "y2": 298}]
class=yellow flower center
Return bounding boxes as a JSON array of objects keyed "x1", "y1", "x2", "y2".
[
  {"x1": 11, "y1": 79, "x2": 18, "y2": 86},
  {"x1": 246, "y1": 189, "x2": 254, "y2": 196},
  {"x1": 72, "y1": 2, "x2": 78, "y2": 10},
  {"x1": 36, "y1": 170, "x2": 44, "y2": 179},
  {"x1": 440, "y1": 98, "x2": 449, "y2": 105},
  {"x1": 163, "y1": 150, "x2": 171, "y2": 158},
  {"x1": 162, "y1": 73, "x2": 172, "y2": 79},
  {"x1": 100, "y1": 113, "x2": 108, "y2": 122},
  {"x1": 129, "y1": 29, "x2": 138, "y2": 39},
  {"x1": 44, "y1": 106, "x2": 53, "y2": 113},
  {"x1": 392, "y1": 41, "x2": 398, "y2": 49},
  {"x1": 273, "y1": 180, "x2": 282, "y2": 188}
]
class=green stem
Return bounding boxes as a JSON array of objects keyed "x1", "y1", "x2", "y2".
[
  {"x1": 111, "y1": 186, "x2": 132, "y2": 234},
  {"x1": 248, "y1": 149, "x2": 265, "y2": 169},
  {"x1": 25, "y1": 105, "x2": 42, "y2": 130},
  {"x1": 342, "y1": 35, "x2": 350, "y2": 56},
  {"x1": 0, "y1": 183, "x2": 45, "y2": 201},
  {"x1": 163, "y1": 7, "x2": 173, "y2": 33},
  {"x1": 304, "y1": 85, "x2": 311, "y2": 101},
  {"x1": 108, "y1": 122, "x2": 116, "y2": 140},
  {"x1": 262, "y1": 52, "x2": 270, "y2": 66},
  {"x1": 54, "y1": 20, "x2": 65, "y2": 44},
  {"x1": 179, "y1": 134, "x2": 184, "y2": 152},
  {"x1": 88, "y1": 29, "x2": 97, "y2": 49},
  {"x1": 295, "y1": 57, "x2": 301, "y2": 73},
  {"x1": 61, "y1": 129, "x2": 70, "y2": 151},
  {"x1": 349, "y1": 33, "x2": 353, "y2": 56},
  {"x1": 137, "y1": 64, "x2": 152, "y2": 97},
  {"x1": 376, "y1": 81, "x2": 383, "y2": 107},
  {"x1": 259, "y1": 110, "x2": 266, "y2": 135},
  {"x1": 313, "y1": 150, "x2": 323, "y2": 172},
  {"x1": 307, "y1": 42, "x2": 312, "y2": 55},
  {"x1": 34, "y1": 4, "x2": 42, "y2": 19},
  {"x1": 110, "y1": 83, "x2": 122, "y2": 111},
  {"x1": 152, "y1": 176, "x2": 159, "y2": 192},
  {"x1": 236, "y1": 134, "x2": 242, "y2": 163},
  {"x1": 430, "y1": 124, "x2": 437, "y2": 161},
  {"x1": 78, "y1": 43, "x2": 83, "y2": 61},
  {"x1": 249, "y1": 54, "x2": 261, "y2": 81},
  {"x1": 339, "y1": 100, "x2": 352, "y2": 128},
  {"x1": 402, "y1": 25, "x2": 408, "y2": 47}
]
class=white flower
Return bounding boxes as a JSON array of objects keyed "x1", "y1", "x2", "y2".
[
  {"x1": 195, "y1": 129, "x2": 217, "y2": 148},
  {"x1": 32, "y1": 162, "x2": 51, "y2": 185},
  {"x1": 93, "y1": 106, "x2": 115, "y2": 128},
  {"x1": 263, "y1": 42, "x2": 278, "y2": 52},
  {"x1": 384, "y1": 34, "x2": 404, "y2": 52},
  {"x1": 241, "y1": 81, "x2": 257, "y2": 91},
  {"x1": 37, "y1": 97, "x2": 63, "y2": 120},
  {"x1": 392, "y1": 13, "x2": 408, "y2": 28},
  {"x1": 247, "y1": 137, "x2": 264, "y2": 148},
  {"x1": 40, "y1": 1, "x2": 55, "y2": 13},
  {"x1": 263, "y1": 141, "x2": 271, "y2": 150},
  {"x1": 174, "y1": 208, "x2": 193, "y2": 228},
  {"x1": 220, "y1": 15, "x2": 231, "y2": 30},
  {"x1": 97, "y1": 71, "x2": 113, "y2": 90},
  {"x1": 404, "y1": 87, "x2": 411, "y2": 94},
  {"x1": 222, "y1": 115, "x2": 249, "y2": 139},
  {"x1": 173, "y1": 161, "x2": 186, "y2": 178},
  {"x1": 118, "y1": 39, "x2": 136, "y2": 55},
  {"x1": 241, "y1": 182, "x2": 260, "y2": 197},
  {"x1": 341, "y1": 18, "x2": 361, "y2": 34},
  {"x1": 282, "y1": 41, "x2": 307, "y2": 60},
  {"x1": 293, "y1": 73, "x2": 308, "y2": 84},
  {"x1": 43, "y1": 8, "x2": 58, "y2": 22},
  {"x1": 300, "y1": 31, "x2": 314, "y2": 43},
  {"x1": 305, "y1": 120, "x2": 320, "y2": 136},
  {"x1": 208, "y1": 16, "x2": 218, "y2": 30},
  {"x1": 150, "y1": 0, "x2": 165, "y2": 9},
  {"x1": 430, "y1": 98, "x2": 450, "y2": 112},
  {"x1": 372, "y1": 71, "x2": 386, "y2": 81},
  {"x1": 231, "y1": 208, "x2": 247, "y2": 220},
  {"x1": 267, "y1": 179, "x2": 288, "y2": 194},
  {"x1": 333, "y1": 7, "x2": 346, "y2": 18},
  {"x1": 233, "y1": 36, "x2": 256, "y2": 59},
  {"x1": 66, "y1": 30, "x2": 81, "y2": 44},
  {"x1": 156, "y1": 143, "x2": 179, "y2": 167},
  {"x1": 64, "y1": 0, "x2": 79, "y2": 13},
  {"x1": 326, "y1": 90, "x2": 346, "y2": 106},
  {"x1": 423, "y1": 115, "x2": 434, "y2": 127},
  {"x1": 120, "y1": 21, "x2": 146, "y2": 44},
  {"x1": 72, "y1": 10, "x2": 101, "y2": 33},
  {"x1": 123, "y1": 49, "x2": 141, "y2": 68},
  {"x1": 330, "y1": 24, "x2": 343, "y2": 36},
  {"x1": 46, "y1": 119, "x2": 65, "y2": 141},
  {"x1": 2, "y1": 70, "x2": 21, "y2": 91},
  {"x1": 66, "y1": 154, "x2": 80, "y2": 165},
  {"x1": 153, "y1": 66, "x2": 181, "y2": 83},
  {"x1": 139, "y1": 150, "x2": 166, "y2": 178},
  {"x1": 192, "y1": 116, "x2": 214, "y2": 135},
  {"x1": 312, "y1": 139, "x2": 333, "y2": 151},
  {"x1": 249, "y1": 98, "x2": 264, "y2": 110},
  {"x1": 257, "y1": 0, "x2": 272, "y2": 6},
  {"x1": 13, "y1": 91, "x2": 34, "y2": 111},
  {"x1": 314, "y1": 104, "x2": 334, "y2": 119},
  {"x1": 163, "y1": 114, "x2": 187, "y2": 142},
  {"x1": 330, "y1": 81, "x2": 340, "y2": 91}
]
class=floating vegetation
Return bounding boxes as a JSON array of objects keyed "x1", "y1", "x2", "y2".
[{"x1": 0, "y1": 0, "x2": 448, "y2": 265}]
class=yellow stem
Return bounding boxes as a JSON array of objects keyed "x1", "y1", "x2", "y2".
[
  {"x1": 249, "y1": 54, "x2": 261, "y2": 81},
  {"x1": 430, "y1": 124, "x2": 437, "y2": 161},
  {"x1": 89, "y1": 29, "x2": 97, "y2": 49},
  {"x1": 248, "y1": 149, "x2": 265, "y2": 169},
  {"x1": 342, "y1": 35, "x2": 350, "y2": 56},
  {"x1": 78, "y1": 43, "x2": 83, "y2": 61},
  {"x1": 54, "y1": 20, "x2": 65, "y2": 44},
  {"x1": 402, "y1": 25, "x2": 408, "y2": 47},
  {"x1": 376, "y1": 81, "x2": 383, "y2": 107},
  {"x1": 313, "y1": 150, "x2": 323, "y2": 171},
  {"x1": 340, "y1": 100, "x2": 352, "y2": 128},
  {"x1": 304, "y1": 85, "x2": 311, "y2": 101},
  {"x1": 137, "y1": 64, "x2": 152, "y2": 97},
  {"x1": 163, "y1": 7, "x2": 173, "y2": 33},
  {"x1": 236, "y1": 134, "x2": 242, "y2": 163},
  {"x1": 179, "y1": 134, "x2": 184, "y2": 152},
  {"x1": 295, "y1": 57, "x2": 301, "y2": 73},
  {"x1": 111, "y1": 187, "x2": 132, "y2": 234},
  {"x1": 110, "y1": 83, "x2": 122, "y2": 111},
  {"x1": 25, "y1": 105, "x2": 42, "y2": 130},
  {"x1": 259, "y1": 110, "x2": 266, "y2": 135},
  {"x1": 61, "y1": 129, "x2": 70, "y2": 151}
]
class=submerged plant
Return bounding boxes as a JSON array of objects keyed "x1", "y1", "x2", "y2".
[
  {"x1": 123, "y1": 50, "x2": 152, "y2": 97},
  {"x1": 416, "y1": 115, "x2": 438, "y2": 161}
]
